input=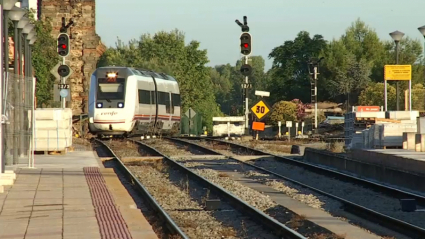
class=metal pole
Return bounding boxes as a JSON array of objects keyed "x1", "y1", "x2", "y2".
[
  {"x1": 384, "y1": 80, "x2": 388, "y2": 111},
  {"x1": 0, "y1": 5, "x2": 4, "y2": 174},
  {"x1": 24, "y1": 38, "x2": 29, "y2": 155},
  {"x1": 20, "y1": 32, "x2": 26, "y2": 157},
  {"x1": 396, "y1": 41, "x2": 400, "y2": 111},
  {"x1": 244, "y1": 55, "x2": 249, "y2": 134},
  {"x1": 31, "y1": 75, "x2": 35, "y2": 168},
  {"x1": 3, "y1": 9, "x2": 9, "y2": 166},
  {"x1": 12, "y1": 20, "x2": 18, "y2": 164},
  {"x1": 3, "y1": 10, "x2": 8, "y2": 74},
  {"x1": 61, "y1": 57, "x2": 65, "y2": 108},
  {"x1": 409, "y1": 79, "x2": 412, "y2": 111},
  {"x1": 313, "y1": 66, "x2": 317, "y2": 133}
]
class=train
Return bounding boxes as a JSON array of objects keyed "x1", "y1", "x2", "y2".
[{"x1": 88, "y1": 66, "x2": 181, "y2": 137}]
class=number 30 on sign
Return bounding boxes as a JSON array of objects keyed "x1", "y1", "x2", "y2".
[{"x1": 250, "y1": 100, "x2": 271, "y2": 121}]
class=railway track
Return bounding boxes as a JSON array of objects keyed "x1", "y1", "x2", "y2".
[
  {"x1": 167, "y1": 137, "x2": 425, "y2": 239},
  {"x1": 93, "y1": 139, "x2": 189, "y2": 239},
  {"x1": 94, "y1": 138, "x2": 306, "y2": 239}
]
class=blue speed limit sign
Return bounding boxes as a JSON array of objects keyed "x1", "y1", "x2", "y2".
[{"x1": 60, "y1": 89, "x2": 68, "y2": 98}]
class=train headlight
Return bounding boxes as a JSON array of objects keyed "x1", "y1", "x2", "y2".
[
  {"x1": 96, "y1": 102, "x2": 103, "y2": 108},
  {"x1": 117, "y1": 102, "x2": 124, "y2": 108}
]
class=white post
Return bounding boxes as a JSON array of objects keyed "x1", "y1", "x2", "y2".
[
  {"x1": 227, "y1": 121, "x2": 230, "y2": 138},
  {"x1": 384, "y1": 80, "x2": 388, "y2": 111},
  {"x1": 31, "y1": 77, "x2": 36, "y2": 167},
  {"x1": 244, "y1": 56, "x2": 249, "y2": 133},
  {"x1": 295, "y1": 122, "x2": 299, "y2": 135},
  {"x1": 314, "y1": 66, "x2": 317, "y2": 131},
  {"x1": 301, "y1": 122, "x2": 305, "y2": 135},
  {"x1": 61, "y1": 57, "x2": 66, "y2": 108},
  {"x1": 278, "y1": 121, "x2": 281, "y2": 138},
  {"x1": 409, "y1": 79, "x2": 412, "y2": 111}
]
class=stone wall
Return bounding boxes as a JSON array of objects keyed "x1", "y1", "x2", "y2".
[{"x1": 39, "y1": 0, "x2": 106, "y2": 115}]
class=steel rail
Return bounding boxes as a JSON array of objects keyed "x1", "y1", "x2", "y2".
[
  {"x1": 129, "y1": 139, "x2": 306, "y2": 239},
  {"x1": 93, "y1": 139, "x2": 189, "y2": 239},
  {"x1": 168, "y1": 137, "x2": 425, "y2": 239}
]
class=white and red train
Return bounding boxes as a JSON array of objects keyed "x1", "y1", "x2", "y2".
[{"x1": 88, "y1": 66, "x2": 181, "y2": 137}]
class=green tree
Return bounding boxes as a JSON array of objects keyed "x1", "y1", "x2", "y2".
[
  {"x1": 411, "y1": 83, "x2": 425, "y2": 110},
  {"x1": 98, "y1": 29, "x2": 220, "y2": 131},
  {"x1": 321, "y1": 19, "x2": 384, "y2": 104},
  {"x1": 358, "y1": 82, "x2": 396, "y2": 109},
  {"x1": 28, "y1": 10, "x2": 59, "y2": 106},
  {"x1": 268, "y1": 31, "x2": 327, "y2": 103},
  {"x1": 268, "y1": 101, "x2": 297, "y2": 125},
  {"x1": 333, "y1": 53, "x2": 372, "y2": 108}
]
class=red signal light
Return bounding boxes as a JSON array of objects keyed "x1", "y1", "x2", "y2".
[
  {"x1": 61, "y1": 44, "x2": 67, "y2": 49},
  {"x1": 244, "y1": 43, "x2": 249, "y2": 48}
]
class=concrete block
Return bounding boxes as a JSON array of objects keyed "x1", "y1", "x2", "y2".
[
  {"x1": 34, "y1": 129, "x2": 72, "y2": 138},
  {"x1": 403, "y1": 132, "x2": 416, "y2": 150},
  {"x1": 417, "y1": 117, "x2": 425, "y2": 134},
  {"x1": 415, "y1": 134, "x2": 425, "y2": 152},
  {"x1": 0, "y1": 174, "x2": 14, "y2": 185},
  {"x1": 34, "y1": 108, "x2": 72, "y2": 120},
  {"x1": 34, "y1": 138, "x2": 72, "y2": 151},
  {"x1": 35, "y1": 119, "x2": 72, "y2": 129},
  {"x1": 4, "y1": 170, "x2": 16, "y2": 180},
  {"x1": 386, "y1": 111, "x2": 419, "y2": 120}
]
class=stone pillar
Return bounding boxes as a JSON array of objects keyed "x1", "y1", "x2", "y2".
[{"x1": 39, "y1": 0, "x2": 106, "y2": 115}]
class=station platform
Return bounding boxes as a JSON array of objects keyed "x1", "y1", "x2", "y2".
[
  {"x1": 351, "y1": 148, "x2": 425, "y2": 176},
  {"x1": 0, "y1": 150, "x2": 158, "y2": 239},
  {"x1": 304, "y1": 147, "x2": 425, "y2": 192}
]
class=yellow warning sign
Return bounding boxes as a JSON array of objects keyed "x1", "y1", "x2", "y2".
[
  {"x1": 250, "y1": 100, "x2": 271, "y2": 121},
  {"x1": 384, "y1": 65, "x2": 411, "y2": 81}
]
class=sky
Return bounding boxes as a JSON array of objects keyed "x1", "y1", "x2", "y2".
[{"x1": 96, "y1": 0, "x2": 425, "y2": 71}]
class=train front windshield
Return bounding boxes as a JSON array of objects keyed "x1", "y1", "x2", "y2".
[{"x1": 97, "y1": 78, "x2": 125, "y2": 100}]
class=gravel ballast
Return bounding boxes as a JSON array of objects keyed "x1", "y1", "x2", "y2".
[
  {"x1": 106, "y1": 139, "x2": 279, "y2": 239},
  {"x1": 144, "y1": 139, "x2": 345, "y2": 238}
]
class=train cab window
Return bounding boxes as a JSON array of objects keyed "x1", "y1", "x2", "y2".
[
  {"x1": 138, "y1": 90, "x2": 150, "y2": 104},
  {"x1": 97, "y1": 78, "x2": 125, "y2": 100}
]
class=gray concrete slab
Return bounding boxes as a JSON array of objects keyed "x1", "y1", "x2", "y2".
[
  {"x1": 366, "y1": 148, "x2": 425, "y2": 160},
  {"x1": 5, "y1": 151, "x2": 101, "y2": 170},
  {"x1": 0, "y1": 168, "x2": 103, "y2": 239}
]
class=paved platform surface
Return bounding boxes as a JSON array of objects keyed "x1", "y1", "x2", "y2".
[{"x1": 0, "y1": 150, "x2": 158, "y2": 239}]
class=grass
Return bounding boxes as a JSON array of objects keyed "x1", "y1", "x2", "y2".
[
  {"x1": 288, "y1": 214, "x2": 307, "y2": 230},
  {"x1": 327, "y1": 141, "x2": 345, "y2": 153},
  {"x1": 220, "y1": 227, "x2": 237, "y2": 237},
  {"x1": 310, "y1": 233, "x2": 346, "y2": 239}
]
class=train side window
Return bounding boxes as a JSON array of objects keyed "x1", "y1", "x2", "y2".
[
  {"x1": 172, "y1": 94, "x2": 180, "y2": 107},
  {"x1": 157, "y1": 92, "x2": 166, "y2": 105},
  {"x1": 169, "y1": 92, "x2": 174, "y2": 114},
  {"x1": 138, "y1": 90, "x2": 150, "y2": 104},
  {"x1": 165, "y1": 92, "x2": 171, "y2": 113},
  {"x1": 151, "y1": 91, "x2": 156, "y2": 104}
]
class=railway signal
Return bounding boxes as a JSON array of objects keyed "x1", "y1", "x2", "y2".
[
  {"x1": 240, "y1": 33, "x2": 252, "y2": 56},
  {"x1": 58, "y1": 65, "x2": 71, "y2": 78},
  {"x1": 57, "y1": 33, "x2": 70, "y2": 57},
  {"x1": 235, "y1": 16, "x2": 252, "y2": 135},
  {"x1": 240, "y1": 64, "x2": 252, "y2": 76}
]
